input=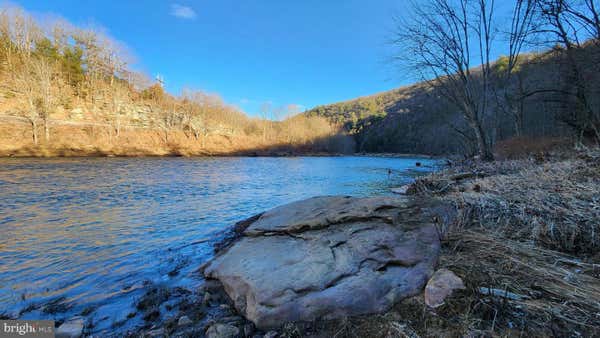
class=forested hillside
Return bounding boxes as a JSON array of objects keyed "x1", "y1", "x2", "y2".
[
  {"x1": 307, "y1": 45, "x2": 599, "y2": 156},
  {"x1": 307, "y1": 0, "x2": 600, "y2": 158},
  {"x1": 0, "y1": 5, "x2": 353, "y2": 156}
]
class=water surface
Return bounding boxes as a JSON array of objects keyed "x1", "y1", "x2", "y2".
[{"x1": 0, "y1": 156, "x2": 439, "y2": 331}]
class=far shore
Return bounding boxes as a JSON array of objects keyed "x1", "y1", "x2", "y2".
[{"x1": 0, "y1": 147, "x2": 440, "y2": 159}]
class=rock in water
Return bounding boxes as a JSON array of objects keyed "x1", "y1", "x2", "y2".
[
  {"x1": 424, "y1": 269, "x2": 465, "y2": 308},
  {"x1": 204, "y1": 196, "x2": 442, "y2": 329}
]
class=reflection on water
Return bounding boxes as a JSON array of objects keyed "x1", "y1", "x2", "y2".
[{"x1": 0, "y1": 156, "x2": 439, "y2": 331}]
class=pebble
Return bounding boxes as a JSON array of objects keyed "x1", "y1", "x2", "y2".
[{"x1": 178, "y1": 315, "x2": 193, "y2": 326}]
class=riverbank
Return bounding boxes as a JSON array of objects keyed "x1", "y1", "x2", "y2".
[
  {"x1": 0, "y1": 120, "x2": 355, "y2": 158},
  {"x1": 157, "y1": 147, "x2": 598, "y2": 338},
  {"x1": 386, "y1": 147, "x2": 600, "y2": 337}
]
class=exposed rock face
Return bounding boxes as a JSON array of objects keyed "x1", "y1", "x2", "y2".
[{"x1": 203, "y1": 196, "x2": 443, "y2": 329}]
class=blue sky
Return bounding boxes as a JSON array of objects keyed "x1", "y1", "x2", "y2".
[{"x1": 15, "y1": 0, "x2": 409, "y2": 116}]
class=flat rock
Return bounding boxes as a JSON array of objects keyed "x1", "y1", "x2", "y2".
[
  {"x1": 204, "y1": 196, "x2": 443, "y2": 329},
  {"x1": 424, "y1": 269, "x2": 465, "y2": 308}
]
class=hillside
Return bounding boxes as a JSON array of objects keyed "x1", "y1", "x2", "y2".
[
  {"x1": 306, "y1": 45, "x2": 600, "y2": 156},
  {"x1": 0, "y1": 6, "x2": 354, "y2": 157}
]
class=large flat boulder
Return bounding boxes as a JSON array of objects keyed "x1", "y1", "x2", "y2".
[{"x1": 203, "y1": 196, "x2": 442, "y2": 329}]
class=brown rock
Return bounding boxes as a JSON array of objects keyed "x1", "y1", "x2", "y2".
[{"x1": 424, "y1": 269, "x2": 465, "y2": 308}]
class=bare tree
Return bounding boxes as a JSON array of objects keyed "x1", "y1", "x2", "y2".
[
  {"x1": 180, "y1": 89, "x2": 210, "y2": 146},
  {"x1": 260, "y1": 101, "x2": 272, "y2": 142},
  {"x1": 110, "y1": 82, "x2": 130, "y2": 138},
  {"x1": 536, "y1": 0, "x2": 600, "y2": 144},
  {"x1": 393, "y1": 0, "x2": 497, "y2": 160},
  {"x1": 34, "y1": 57, "x2": 55, "y2": 142},
  {"x1": 12, "y1": 57, "x2": 55, "y2": 144},
  {"x1": 493, "y1": 0, "x2": 537, "y2": 136}
]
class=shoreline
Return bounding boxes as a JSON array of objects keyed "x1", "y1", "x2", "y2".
[{"x1": 0, "y1": 150, "x2": 439, "y2": 159}]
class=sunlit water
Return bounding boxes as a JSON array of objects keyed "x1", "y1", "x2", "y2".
[{"x1": 0, "y1": 156, "x2": 440, "y2": 332}]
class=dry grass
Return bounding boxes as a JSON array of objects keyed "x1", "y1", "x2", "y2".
[
  {"x1": 411, "y1": 149, "x2": 600, "y2": 255},
  {"x1": 439, "y1": 231, "x2": 600, "y2": 336},
  {"x1": 494, "y1": 136, "x2": 572, "y2": 160},
  {"x1": 462, "y1": 159, "x2": 600, "y2": 254}
]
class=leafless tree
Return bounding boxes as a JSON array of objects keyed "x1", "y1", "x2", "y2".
[
  {"x1": 536, "y1": 0, "x2": 600, "y2": 143},
  {"x1": 393, "y1": 0, "x2": 497, "y2": 160},
  {"x1": 260, "y1": 101, "x2": 272, "y2": 142},
  {"x1": 110, "y1": 82, "x2": 130, "y2": 138},
  {"x1": 493, "y1": 0, "x2": 538, "y2": 136},
  {"x1": 12, "y1": 57, "x2": 55, "y2": 144},
  {"x1": 180, "y1": 89, "x2": 210, "y2": 146}
]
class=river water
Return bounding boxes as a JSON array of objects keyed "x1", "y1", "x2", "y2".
[{"x1": 0, "y1": 156, "x2": 440, "y2": 332}]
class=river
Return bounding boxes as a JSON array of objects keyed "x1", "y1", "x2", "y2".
[{"x1": 0, "y1": 156, "x2": 440, "y2": 333}]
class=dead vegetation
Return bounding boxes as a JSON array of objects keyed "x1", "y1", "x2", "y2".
[{"x1": 387, "y1": 148, "x2": 600, "y2": 337}]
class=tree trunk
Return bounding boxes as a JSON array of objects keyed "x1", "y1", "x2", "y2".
[
  {"x1": 467, "y1": 114, "x2": 493, "y2": 161},
  {"x1": 464, "y1": 104, "x2": 494, "y2": 161},
  {"x1": 44, "y1": 118, "x2": 50, "y2": 142},
  {"x1": 513, "y1": 114, "x2": 523, "y2": 137},
  {"x1": 31, "y1": 119, "x2": 38, "y2": 145}
]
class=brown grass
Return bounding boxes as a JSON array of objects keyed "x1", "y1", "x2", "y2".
[{"x1": 494, "y1": 136, "x2": 572, "y2": 160}]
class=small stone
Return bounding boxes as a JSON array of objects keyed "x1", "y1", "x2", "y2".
[
  {"x1": 425, "y1": 269, "x2": 465, "y2": 308},
  {"x1": 264, "y1": 331, "x2": 278, "y2": 338},
  {"x1": 56, "y1": 318, "x2": 84, "y2": 338},
  {"x1": 178, "y1": 315, "x2": 193, "y2": 326},
  {"x1": 391, "y1": 185, "x2": 410, "y2": 194},
  {"x1": 206, "y1": 323, "x2": 240, "y2": 338}
]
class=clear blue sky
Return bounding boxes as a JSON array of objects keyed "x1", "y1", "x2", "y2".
[{"x1": 15, "y1": 0, "x2": 410, "y2": 116}]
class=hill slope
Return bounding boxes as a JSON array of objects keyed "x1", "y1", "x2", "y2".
[{"x1": 305, "y1": 46, "x2": 600, "y2": 156}]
